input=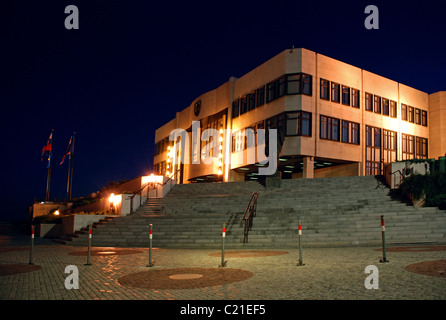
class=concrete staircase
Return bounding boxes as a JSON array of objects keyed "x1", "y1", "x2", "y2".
[{"x1": 69, "y1": 176, "x2": 446, "y2": 248}]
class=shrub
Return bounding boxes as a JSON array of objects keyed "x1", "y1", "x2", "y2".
[{"x1": 399, "y1": 172, "x2": 446, "y2": 208}]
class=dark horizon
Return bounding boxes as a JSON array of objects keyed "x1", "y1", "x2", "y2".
[{"x1": 1, "y1": 0, "x2": 445, "y2": 222}]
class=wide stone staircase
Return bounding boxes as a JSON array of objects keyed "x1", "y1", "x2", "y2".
[{"x1": 69, "y1": 176, "x2": 446, "y2": 248}]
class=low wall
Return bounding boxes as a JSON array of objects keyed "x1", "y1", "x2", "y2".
[
  {"x1": 385, "y1": 160, "x2": 431, "y2": 189},
  {"x1": 62, "y1": 214, "x2": 115, "y2": 235},
  {"x1": 37, "y1": 223, "x2": 63, "y2": 238}
]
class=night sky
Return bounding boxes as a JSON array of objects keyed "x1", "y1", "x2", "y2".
[{"x1": 1, "y1": 0, "x2": 445, "y2": 222}]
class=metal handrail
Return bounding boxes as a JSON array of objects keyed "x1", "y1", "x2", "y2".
[
  {"x1": 128, "y1": 169, "x2": 181, "y2": 213},
  {"x1": 242, "y1": 192, "x2": 259, "y2": 243}
]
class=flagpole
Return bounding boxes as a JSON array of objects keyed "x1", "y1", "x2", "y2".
[
  {"x1": 69, "y1": 132, "x2": 76, "y2": 201},
  {"x1": 45, "y1": 129, "x2": 54, "y2": 202},
  {"x1": 66, "y1": 150, "x2": 72, "y2": 202}
]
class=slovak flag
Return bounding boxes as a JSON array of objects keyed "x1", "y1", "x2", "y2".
[
  {"x1": 41, "y1": 131, "x2": 53, "y2": 168},
  {"x1": 60, "y1": 136, "x2": 73, "y2": 166}
]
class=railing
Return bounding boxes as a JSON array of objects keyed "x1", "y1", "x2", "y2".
[
  {"x1": 241, "y1": 192, "x2": 259, "y2": 243},
  {"x1": 129, "y1": 169, "x2": 181, "y2": 214}
]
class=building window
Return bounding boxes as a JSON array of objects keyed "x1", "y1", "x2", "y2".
[
  {"x1": 382, "y1": 98, "x2": 389, "y2": 116},
  {"x1": 302, "y1": 74, "x2": 312, "y2": 95},
  {"x1": 320, "y1": 115, "x2": 340, "y2": 141},
  {"x1": 366, "y1": 126, "x2": 381, "y2": 175},
  {"x1": 266, "y1": 81, "x2": 277, "y2": 103},
  {"x1": 390, "y1": 100, "x2": 397, "y2": 118},
  {"x1": 240, "y1": 95, "x2": 248, "y2": 115},
  {"x1": 320, "y1": 79, "x2": 330, "y2": 100},
  {"x1": 287, "y1": 74, "x2": 301, "y2": 95},
  {"x1": 342, "y1": 85, "x2": 350, "y2": 106},
  {"x1": 416, "y1": 137, "x2": 428, "y2": 159},
  {"x1": 352, "y1": 89, "x2": 360, "y2": 108},
  {"x1": 248, "y1": 91, "x2": 256, "y2": 111},
  {"x1": 421, "y1": 110, "x2": 428, "y2": 126},
  {"x1": 365, "y1": 92, "x2": 373, "y2": 111},
  {"x1": 232, "y1": 99, "x2": 240, "y2": 118},
  {"x1": 331, "y1": 82, "x2": 340, "y2": 103},
  {"x1": 286, "y1": 111, "x2": 312, "y2": 137},
  {"x1": 383, "y1": 129, "x2": 397, "y2": 164},
  {"x1": 402, "y1": 133, "x2": 415, "y2": 160},
  {"x1": 341, "y1": 120, "x2": 360, "y2": 144},
  {"x1": 415, "y1": 108, "x2": 421, "y2": 125},
  {"x1": 256, "y1": 86, "x2": 265, "y2": 107},
  {"x1": 278, "y1": 76, "x2": 286, "y2": 97},
  {"x1": 408, "y1": 106, "x2": 414, "y2": 123},
  {"x1": 374, "y1": 95, "x2": 381, "y2": 114},
  {"x1": 401, "y1": 104, "x2": 408, "y2": 121},
  {"x1": 287, "y1": 73, "x2": 312, "y2": 96}
]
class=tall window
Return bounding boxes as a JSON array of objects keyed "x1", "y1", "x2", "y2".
[
  {"x1": 390, "y1": 100, "x2": 397, "y2": 118},
  {"x1": 248, "y1": 91, "x2": 256, "y2": 111},
  {"x1": 416, "y1": 137, "x2": 428, "y2": 159},
  {"x1": 352, "y1": 89, "x2": 360, "y2": 108},
  {"x1": 341, "y1": 120, "x2": 360, "y2": 144},
  {"x1": 331, "y1": 83, "x2": 340, "y2": 103},
  {"x1": 240, "y1": 95, "x2": 248, "y2": 115},
  {"x1": 383, "y1": 129, "x2": 397, "y2": 164},
  {"x1": 374, "y1": 95, "x2": 381, "y2": 114},
  {"x1": 415, "y1": 108, "x2": 421, "y2": 125},
  {"x1": 408, "y1": 106, "x2": 414, "y2": 123},
  {"x1": 232, "y1": 99, "x2": 239, "y2": 118},
  {"x1": 266, "y1": 81, "x2": 277, "y2": 103},
  {"x1": 402, "y1": 133, "x2": 415, "y2": 160},
  {"x1": 320, "y1": 79, "x2": 330, "y2": 100},
  {"x1": 421, "y1": 110, "x2": 428, "y2": 126},
  {"x1": 365, "y1": 93, "x2": 373, "y2": 111},
  {"x1": 320, "y1": 115, "x2": 340, "y2": 141},
  {"x1": 382, "y1": 98, "x2": 389, "y2": 116},
  {"x1": 256, "y1": 86, "x2": 265, "y2": 107},
  {"x1": 342, "y1": 85, "x2": 350, "y2": 106},
  {"x1": 366, "y1": 125, "x2": 381, "y2": 175},
  {"x1": 401, "y1": 104, "x2": 408, "y2": 121},
  {"x1": 302, "y1": 74, "x2": 312, "y2": 95},
  {"x1": 286, "y1": 111, "x2": 312, "y2": 136}
]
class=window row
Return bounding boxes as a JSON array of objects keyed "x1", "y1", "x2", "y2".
[
  {"x1": 231, "y1": 111, "x2": 312, "y2": 152},
  {"x1": 402, "y1": 134, "x2": 428, "y2": 160},
  {"x1": 232, "y1": 73, "x2": 313, "y2": 119},
  {"x1": 320, "y1": 115, "x2": 360, "y2": 144},
  {"x1": 154, "y1": 137, "x2": 173, "y2": 155},
  {"x1": 401, "y1": 104, "x2": 428, "y2": 126},
  {"x1": 364, "y1": 93, "x2": 398, "y2": 118},
  {"x1": 320, "y1": 79, "x2": 360, "y2": 108}
]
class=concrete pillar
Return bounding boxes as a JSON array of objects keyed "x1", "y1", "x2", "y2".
[{"x1": 303, "y1": 156, "x2": 314, "y2": 179}]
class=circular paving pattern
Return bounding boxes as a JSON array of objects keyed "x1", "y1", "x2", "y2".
[
  {"x1": 376, "y1": 246, "x2": 446, "y2": 252},
  {"x1": 405, "y1": 260, "x2": 446, "y2": 278},
  {"x1": 0, "y1": 263, "x2": 42, "y2": 276},
  {"x1": 209, "y1": 250, "x2": 288, "y2": 258},
  {"x1": 68, "y1": 247, "x2": 145, "y2": 256},
  {"x1": 118, "y1": 267, "x2": 253, "y2": 289}
]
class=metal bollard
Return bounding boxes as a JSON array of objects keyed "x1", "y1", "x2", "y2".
[
  {"x1": 85, "y1": 225, "x2": 92, "y2": 266},
  {"x1": 219, "y1": 222, "x2": 227, "y2": 267},
  {"x1": 297, "y1": 220, "x2": 305, "y2": 266},
  {"x1": 28, "y1": 225, "x2": 35, "y2": 265},
  {"x1": 147, "y1": 224, "x2": 154, "y2": 267},
  {"x1": 379, "y1": 215, "x2": 389, "y2": 263}
]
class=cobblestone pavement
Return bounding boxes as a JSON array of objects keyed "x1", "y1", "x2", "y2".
[{"x1": 1, "y1": 237, "x2": 445, "y2": 302}]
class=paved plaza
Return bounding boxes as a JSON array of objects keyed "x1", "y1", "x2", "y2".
[{"x1": 1, "y1": 233, "x2": 445, "y2": 303}]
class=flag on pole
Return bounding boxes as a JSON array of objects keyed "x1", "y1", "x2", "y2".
[
  {"x1": 60, "y1": 136, "x2": 74, "y2": 166},
  {"x1": 41, "y1": 131, "x2": 53, "y2": 168}
]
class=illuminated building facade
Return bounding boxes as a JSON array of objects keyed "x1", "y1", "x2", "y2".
[{"x1": 153, "y1": 48, "x2": 446, "y2": 184}]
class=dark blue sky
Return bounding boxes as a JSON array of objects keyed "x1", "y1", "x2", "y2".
[{"x1": 1, "y1": 0, "x2": 445, "y2": 222}]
